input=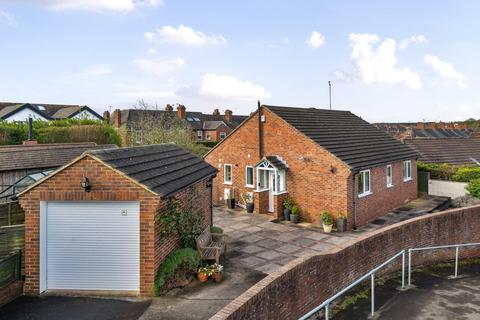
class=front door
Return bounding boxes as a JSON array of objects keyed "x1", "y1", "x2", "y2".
[{"x1": 268, "y1": 171, "x2": 276, "y2": 212}]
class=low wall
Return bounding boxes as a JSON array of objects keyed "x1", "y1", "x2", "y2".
[
  {"x1": 211, "y1": 205, "x2": 480, "y2": 320},
  {"x1": 428, "y1": 179, "x2": 467, "y2": 198},
  {"x1": 0, "y1": 280, "x2": 23, "y2": 306}
]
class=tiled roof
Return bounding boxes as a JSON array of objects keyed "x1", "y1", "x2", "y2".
[
  {"x1": 0, "y1": 143, "x2": 117, "y2": 172},
  {"x1": 264, "y1": 156, "x2": 288, "y2": 171},
  {"x1": 203, "y1": 121, "x2": 226, "y2": 130},
  {"x1": 90, "y1": 144, "x2": 218, "y2": 197},
  {"x1": 0, "y1": 102, "x2": 103, "y2": 120},
  {"x1": 265, "y1": 105, "x2": 418, "y2": 170},
  {"x1": 405, "y1": 138, "x2": 480, "y2": 165}
]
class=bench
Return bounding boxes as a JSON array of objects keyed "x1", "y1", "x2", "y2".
[{"x1": 196, "y1": 227, "x2": 227, "y2": 264}]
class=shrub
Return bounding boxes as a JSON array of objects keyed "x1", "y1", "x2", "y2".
[
  {"x1": 291, "y1": 205, "x2": 299, "y2": 215},
  {"x1": 197, "y1": 141, "x2": 218, "y2": 148},
  {"x1": 467, "y1": 179, "x2": 480, "y2": 199},
  {"x1": 417, "y1": 162, "x2": 460, "y2": 181},
  {"x1": 210, "y1": 225, "x2": 223, "y2": 234},
  {"x1": 453, "y1": 167, "x2": 480, "y2": 182},
  {"x1": 153, "y1": 248, "x2": 201, "y2": 296},
  {"x1": 321, "y1": 211, "x2": 333, "y2": 225},
  {"x1": 283, "y1": 197, "x2": 294, "y2": 210}
]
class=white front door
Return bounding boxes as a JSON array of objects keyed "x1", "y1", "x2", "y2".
[
  {"x1": 41, "y1": 201, "x2": 140, "y2": 292},
  {"x1": 268, "y1": 171, "x2": 275, "y2": 212}
]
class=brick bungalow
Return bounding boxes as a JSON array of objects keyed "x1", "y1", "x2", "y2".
[
  {"x1": 205, "y1": 104, "x2": 418, "y2": 228},
  {"x1": 18, "y1": 144, "x2": 217, "y2": 296}
]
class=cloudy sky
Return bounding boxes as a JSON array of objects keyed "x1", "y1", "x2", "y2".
[{"x1": 0, "y1": 0, "x2": 478, "y2": 122}]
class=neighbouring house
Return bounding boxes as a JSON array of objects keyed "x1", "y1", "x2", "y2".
[
  {"x1": 18, "y1": 144, "x2": 217, "y2": 296},
  {"x1": 205, "y1": 105, "x2": 419, "y2": 228},
  {"x1": 0, "y1": 142, "x2": 116, "y2": 197},
  {"x1": 375, "y1": 122, "x2": 473, "y2": 140},
  {"x1": 108, "y1": 104, "x2": 248, "y2": 145},
  {"x1": 0, "y1": 102, "x2": 103, "y2": 122}
]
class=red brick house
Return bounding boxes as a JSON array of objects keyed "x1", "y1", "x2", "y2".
[
  {"x1": 205, "y1": 105, "x2": 418, "y2": 228},
  {"x1": 18, "y1": 144, "x2": 217, "y2": 296}
]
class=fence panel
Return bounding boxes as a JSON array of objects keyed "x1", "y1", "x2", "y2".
[
  {"x1": 0, "y1": 251, "x2": 22, "y2": 288},
  {"x1": 0, "y1": 201, "x2": 24, "y2": 227}
]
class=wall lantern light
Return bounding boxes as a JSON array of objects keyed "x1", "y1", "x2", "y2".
[{"x1": 81, "y1": 176, "x2": 91, "y2": 192}]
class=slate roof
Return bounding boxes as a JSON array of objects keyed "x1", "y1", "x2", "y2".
[
  {"x1": 405, "y1": 138, "x2": 480, "y2": 165},
  {"x1": 119, "y1": 109, "x2": 248, "y2": 131},
  {"x1": 90, "y1": 144, "x2": 218, "y2": 197},
  {"x1": 0, "y1": 143, "x2": 117, "y2": 172},
  {"x1": 265, "y1": 105, "x2": 418, "y2": 170},
  {"x1": 375, "y1": 123, "x2": 473, "y2": 139},
  {"x1": 0, "y1": 102, "x2": 103, "y2": 120},
  {"x1": 259, "y1": 156, "x2": 288, "y2": 171}
]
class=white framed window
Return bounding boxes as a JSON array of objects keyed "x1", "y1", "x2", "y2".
[
  {"x1": 206, "y1": 133, "x2": 211, "y2": 141},
  {"x1": 358, "y1": 170, "x2": 371, "y2": 197},
  {"x1": 386, "y1": 165, "x2": 393, "y2": 187},
  {"x1": 224, "y1": 164, "x2": 232, "y2": 184},
  {"x1": 220, "y1": 132, "x2": 227, "y2": 139},
  {"x1": 403, "y1": 160, "x2": 412, "y2": 181},
  {"x1": 245, "y1": 166, "x2": 254, "y2": 188},
  {"x1": 197, "y1": 130, "x2": 202, "y2": 140}
]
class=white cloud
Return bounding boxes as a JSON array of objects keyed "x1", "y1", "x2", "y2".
[
  {"x1": 346, "y1": 33, "x2": 422, "y2": 90},
  {"x1": 145, "y1": 25, "x2": 226, "y2": 46},
  {"x1": 399, "y1": 34, "x2": 428, "y2": 50},
  {"x1": 306, "y1": 31, "x2": 325, "y2": 48},
  {"x1": 11, "y1": 0, "x2": 162, "y2": 13},
  {"x1": 0, "y1": 9, "x2": 17, "y2": 27},
  {"x1": 424, "y1": 54, "x2": 467, "y2": 89},
  {"x1": 200, "y1": 73, "x2": 271, "y2": 101},
  {"x1": 132, "y1": 57, "x2": 185, "y2": 76}
]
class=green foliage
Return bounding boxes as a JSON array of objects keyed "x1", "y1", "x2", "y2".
[
  {"x1": 453, "y1": 167, "x2": 480, "y2": 182},
  {"x1": 196, "y1": 141, "x2": 218, "y2": 148},
  {"x1": 467, "y1": 179, "x2": 480, "y2": 198},
  {"x1": 210, "y1": 225, "x2": 223, "y2": 234},
  {"x1": 153, "y1": 248, "x2": 200, "y2": 296},
  {"x1": 417, "y1": 162, "x2": 460, "y2": 181},
  {"x1": 177, "y1": 206, "x2": 205, "y2": 248},
  {"x1": 283, "y1": 197, "x2": 294, "y2": 210},
  {"x1": 321, "y1": 210, "x2": 333, "y2": 225},
  {"x1": 0, "y1": 119, "x2": 121, "y2": 146},
  {"x1": 291, "y1": 205, "x2": 299, "y2": 215}
]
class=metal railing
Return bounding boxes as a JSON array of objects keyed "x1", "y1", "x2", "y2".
[
  {"x1": 0, "y1": 250, "x2": 22, "y2": 288},
  {"x1": 408, "y1": 242, "x2": 480, "y2": 286},
  {"x1": 299, "y1": 250, "x2": 406, "y2": 320}
]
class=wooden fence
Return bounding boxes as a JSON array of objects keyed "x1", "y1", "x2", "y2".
[{"x1": 0, "y1": 201, "x2": 24, "y2": 227}]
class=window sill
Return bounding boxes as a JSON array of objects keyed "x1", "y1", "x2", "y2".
[
  {"x1": 273, "y1": 191, "x2": 288, "y2": 196},
  {"x1": 387, "y1": 184, "x2": 394, "y2": 188},
  {"x1": 224, "y1": 181, "x2": 233, "y2": 185},
  {"x1": 403, "y1": 178, "x2": 412, "y2": 182},
  {"x1": 245, "y1": 184, "x2": 254, "y2": 188},
  {"x1": 358, "y1": 191, "x2": 372, "y2": 198},
  {"x1": 255, "y1": 189, "x2": 269, "y2": 193}
]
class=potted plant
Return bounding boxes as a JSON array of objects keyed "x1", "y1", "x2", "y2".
[
  {"x1": 290, "y1": 205, "x2": 300, "y2": 223},
  {"x1": 336, "y1": 212, "x2": 347, "y2": 232},
  {"x1": 197, "y1": 266, "x2": 212, "y2": 283},
  {"x1": 244, "y1": 192, "x2": 254, "y2": 213},
  {"x1": 283, "y1": 198, "x2": 293, "y2": 221},
  {"x1": 321, "y1": 211, "x2": 333, "y2": 233},
  {"x1": 211, "y1": 263, "x2": 224, "y2": 282},
  {"x1": 226, "y1": 188, "x2": 236, "y2": 209}
]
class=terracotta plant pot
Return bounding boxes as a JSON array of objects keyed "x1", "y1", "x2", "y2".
[
  {"x1": 197, "y1": 272, "x2": 209, "y2": 282},
  {"x1": 323, "y1": 224, "x2": 333, "y2": 233},
  {"x1": 213, "y1": 272, "x2": 223, "y2": 283}
]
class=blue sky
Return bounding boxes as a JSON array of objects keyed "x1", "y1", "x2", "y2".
[{"x1": 0, "y1": 0, "x2": 478, "y2": 122}]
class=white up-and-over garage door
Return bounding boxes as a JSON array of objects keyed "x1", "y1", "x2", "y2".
[{"x1": 40, "y1": 201, "x2": 140, "y2": 292}]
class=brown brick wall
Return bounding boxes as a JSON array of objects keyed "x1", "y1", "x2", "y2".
[
  {"x1": 19, "y1": 156, "x2": 212, "y2": 297},
  {"x1": 211, "y1": 205, "x2": 480, "y2": 320},
  {"x1": 0, "y1": 280, "x2": 23, "y2": 306},
  {"x1": 205, "y1": 107, "x2": 417, "y2": 227}
]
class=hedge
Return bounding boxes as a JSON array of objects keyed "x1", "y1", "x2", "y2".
[
  {"x1": 153, "y1": 248, "x2": 201, "y2": 296},
  {"x1": 452, "y1": 167, "x2": 480, "y2": 183},
  {"x1": 196, "y1": 141, "x2": 218, "y2": 148},
  {"x1": 467, "y1": 179, "x2": 480, "y2": 198},
  {"x1": 0, "y1": 119, "x2": 121, "y2": 146}
]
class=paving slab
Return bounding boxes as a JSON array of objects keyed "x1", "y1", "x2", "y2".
[{"x1": 255, "y1": 250, "x2": 285, "y2": 261}]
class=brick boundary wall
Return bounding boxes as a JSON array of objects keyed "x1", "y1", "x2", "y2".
[
  {"x1": 211, "y1": 205, "x2": 480, "y2": 320},
  {"x1": 0, "y1": 280, "x2": 23, "y2": 306}
]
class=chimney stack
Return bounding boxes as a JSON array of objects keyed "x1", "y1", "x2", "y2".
[
  {"x1": 438, "y1": 121, "x2": 446, "y2": 129},
  {"x1": 224, "y1": 109, "x2": 233, "y2": 123},
  {"x1": 103, "y1": 110, "x2": 110, "y2": 124},
  {"x1": 113, "y1": 109, "x2": 121, "y2": 128},
  {"x1": 416, "y1": 122, "x2": 425, "y2": 129},
  {"x1": 165, "y1": 104, "x2": 173, "y2": 112},
  {"x1": 177, "y1": 104, "x2": 186, "y2": 119},
  {"x1": 213, "y1": 109, "x2": 220, "y2": 116},
  {"x1": 427, "y1": 122, "x2": 436, "y2": 129}
]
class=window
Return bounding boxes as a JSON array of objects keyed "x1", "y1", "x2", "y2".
[
  {"x1": 386, "y1": 165, "x2": 393, "y2": 187},
  {"x1": 277, "y1": 170, "x2": 286, "y2": 193},
  {"x1": 246, "y1": 166, "x2": 254, "y2": 188},
  {"x1": 403, "y1": 160, "x2": 412, "y2": 181},
  {"x1": 197, "y1": 130, "x2": 202, "y2": 140},
  {"x1": 358, "y1": 170, "x2": 371, "y2": 197},
  {"x1": 220, "y1": 132, "x2": 227, "y2": 139},
  {"x1": 206, "y1": 133, "x2": 211, "y2": 140},
  {"x1": 224, "y1": 164, "x2": 232, "y2": 184}
]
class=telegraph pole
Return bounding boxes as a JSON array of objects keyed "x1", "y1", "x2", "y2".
[{"x1": 328, "y1": 81, "x2": 332, "y2": 110}]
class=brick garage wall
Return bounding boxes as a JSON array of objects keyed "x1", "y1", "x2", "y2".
[
  {"x1": 349, "y1": 160, "x2": 418, "y2": 227},
  {"x1": 19, "y1": 156, "x2": 161, "y2": 296},
  {"x1": 153, "y1": 178, "x2": 213, "y2": 274},
  {"x1": 0, "y1": 280, "x2": 23, "y2": 306},
  {"x1": 211, "y1": 205, "x2": 480, "y2": 320}
]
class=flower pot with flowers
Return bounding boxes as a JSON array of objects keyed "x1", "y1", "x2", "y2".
[
  {"x1": 211, "y1": 263, "x2": 224, "y2": 282},
  {"x1": 197, "y1": 266, "x2": 213, "y2": 283}
]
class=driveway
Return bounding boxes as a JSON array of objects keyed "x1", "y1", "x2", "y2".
[{"x1": 0, "y1": 295, "x2": 151, "y2": 320}]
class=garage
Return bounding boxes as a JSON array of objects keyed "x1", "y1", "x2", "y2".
[
  {"x1": 18, "y1": 144, "x2": 217, "y2": 296},
  {"x1": 41, "y1": 201, "x2": 140, "y2": 292}
]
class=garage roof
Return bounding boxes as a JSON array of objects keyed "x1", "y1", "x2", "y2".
[{"x1": 90, "y1": 144, "x2": 218, "y2": 197}]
